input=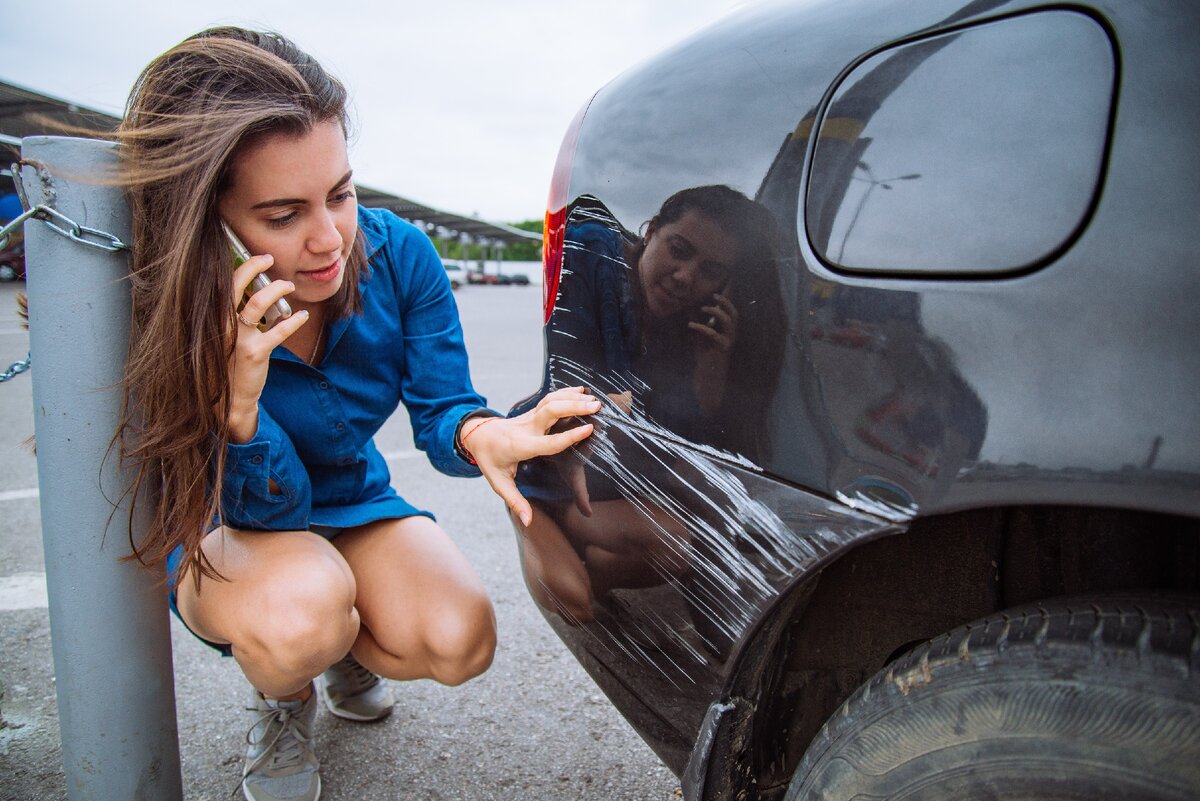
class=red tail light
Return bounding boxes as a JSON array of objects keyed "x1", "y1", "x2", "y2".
[
  {"x1": 542, "y1": 206, "x2": 566, "y2": 325},
  {"x1": 543, "y1": 99, "x2": 591, "y2": 324}
]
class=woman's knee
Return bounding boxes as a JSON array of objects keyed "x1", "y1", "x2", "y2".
[
  {"x1": 425, "y1": 590, "x2": 497, "y2": 686},
  {"x1": 237, "y1": 557, "x2": 359, "y2": 674}
]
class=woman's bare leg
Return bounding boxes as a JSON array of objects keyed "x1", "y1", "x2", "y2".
[
  {"x1": 332, "y1": 516, "x2": 496, "y2": 686},
  {"x1": 175, "y1": 527, "x2": 359, "y2": 698}
]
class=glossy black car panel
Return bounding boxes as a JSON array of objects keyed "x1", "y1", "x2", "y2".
[
  {"x1": 808, "y1": 9, "x2": 1115, "y2": 275},
  {"x1": 513, "y1": 1, "x2": 1200, "y2": 799}
]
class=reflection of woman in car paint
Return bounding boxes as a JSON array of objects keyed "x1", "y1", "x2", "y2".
[
  {"x1": 552, "y1": 186, "x2": 784, "y2": 459},
  {"x1": 517, "y1": 186, "x2": 786, "y2": 623}
]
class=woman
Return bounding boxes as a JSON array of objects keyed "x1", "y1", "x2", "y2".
[
  {"x1": 115, "y1": 27, "x2": 597, "y2": 801},
  {"x1": 516, "y1": 186, "x2": 785, "y2": 624}
]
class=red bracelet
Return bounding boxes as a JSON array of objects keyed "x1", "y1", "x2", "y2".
[{"x1": 460, "y1": 416, "x2": 500, "y2": 465}]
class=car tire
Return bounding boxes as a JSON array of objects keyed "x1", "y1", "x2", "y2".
[{"x1": 785, "y1": 595, "x2": 1200, "y2": 801}]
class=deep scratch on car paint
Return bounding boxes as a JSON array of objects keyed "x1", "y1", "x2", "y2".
[
  {"x1": 552, "y1": 355, "x2": 761, "y2": 472},
  {"x1": 834, "y1": 489, "x2": 918, "y2": 523},
  {"x1": 538, "y1": 354, "x2": 906, "y2": 688}
]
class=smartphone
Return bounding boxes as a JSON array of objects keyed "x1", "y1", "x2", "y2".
[
  {"x1": 222, "y1": 221, "x2": 292, "y2": 331},
  {"x1": 703, "y1": 279, "x2": 731, "y2": 328}
]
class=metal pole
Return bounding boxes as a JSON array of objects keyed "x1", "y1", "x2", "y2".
[{"x1": 21, "y1": 136, "x2": 183, "y2": 801}]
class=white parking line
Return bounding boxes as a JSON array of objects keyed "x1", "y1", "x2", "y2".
[
  {"x1": 0, "y1": 456, "x2": 422, "y2": 608},
  {"x1": 380, "y1": 449, "x2": 421, "y2": 461},
  {"x1": 0, "y1": 453, "x2": 419, "y2": 504},
  {"x1": 0, "y1": 573, "x2": 48, "y2": 610}
]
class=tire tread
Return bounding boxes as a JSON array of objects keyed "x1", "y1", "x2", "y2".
[{"x1": 786, "y1": 595, "x2": 1200, "y2": 801}]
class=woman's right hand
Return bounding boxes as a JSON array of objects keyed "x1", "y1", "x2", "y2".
[
  {"x1": 464, "y1": 387, "x2": 600, "y2": 526},
  {"x1": 227, "y1": 254, "x2": 308, "y2": 443}
]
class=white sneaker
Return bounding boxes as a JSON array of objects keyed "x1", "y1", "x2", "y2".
[
  {"x1": 242, "y1": 687, "x2": 321, "y2": 801},
  {"x1": 320, "y1": 654, "x2": 395, "y2": 722}
]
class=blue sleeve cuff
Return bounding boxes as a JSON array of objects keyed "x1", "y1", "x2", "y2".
[
  {"x1": 426, "y1": 404, "x2": 503, "y2": 478},
  {"x1": 221, "y1": 407, "x2": 312, "y2": 530}
]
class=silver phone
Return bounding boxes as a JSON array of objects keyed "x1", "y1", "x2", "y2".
[{"x1": 222, "y1": 221, "x2": 292, "y2": 331}]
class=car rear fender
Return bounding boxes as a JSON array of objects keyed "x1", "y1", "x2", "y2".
[{"x1": 686, "y1": 504, "x2": 1200, "y2": 801}]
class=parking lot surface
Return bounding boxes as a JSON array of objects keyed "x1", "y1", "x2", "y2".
[{"x1": 0, "y1": 281, "x2": 679, "y2": 800}]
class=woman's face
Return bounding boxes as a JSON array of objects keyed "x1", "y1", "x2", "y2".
[
  {"x1": 638, "y1": 208, "x2": 736, "y2": 319},
  {"x1": 218, "y1": 118, "x2": 357, "y2": 309}
]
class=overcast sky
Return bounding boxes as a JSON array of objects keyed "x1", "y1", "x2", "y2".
[{"x1": 2, "y1": 1, "x2": 747, "y2": 223}]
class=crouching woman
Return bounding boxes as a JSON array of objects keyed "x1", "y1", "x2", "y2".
[{"x1": 114, "y1": 27, "x2": 597, "y2": 801}]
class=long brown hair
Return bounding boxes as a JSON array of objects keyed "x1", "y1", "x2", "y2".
[{"x1": 115, "y1": 27, "x2": 368, "y2": 585}]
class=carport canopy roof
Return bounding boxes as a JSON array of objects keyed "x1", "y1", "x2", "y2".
[{"x1": 0, "y1": 79, "x2": 539, "y2": 246}]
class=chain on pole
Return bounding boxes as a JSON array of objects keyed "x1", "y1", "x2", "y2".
[
  {"x1": 0, "y1": 354, "x2": 31, "y2": 382},
  {"x1": 2, "y1": 161, "x2": 130, "y2": 385},
  {"x1": 1, "y1": 164, "x2": 130, "y2": 253}
]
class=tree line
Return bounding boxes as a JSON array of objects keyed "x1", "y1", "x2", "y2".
[{"x1": 435, "y1": 219, "x2": 541, "y2": 262}]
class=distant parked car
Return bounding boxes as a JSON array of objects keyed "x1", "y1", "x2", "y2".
[
  {"x1": 496, "y1": 272, "x2": 531, "y2": 286},
  {"x1": 442, "y1": 262, "x2": 467, "y2": 289},
  {"x1": 512, "y1": 1, "x2": 1200, "y2": 800},
  {"x1": 467, "y1": 270, "x2": 498, "y2": 285}
]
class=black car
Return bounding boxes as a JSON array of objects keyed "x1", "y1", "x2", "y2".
[{"x1": 510, "y1": 1, "x2": 1200, "y2": 799}]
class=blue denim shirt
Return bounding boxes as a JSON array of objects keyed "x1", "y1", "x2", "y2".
[{"x1": 220, "y1": 206, "x2": 493, "y2": 531}]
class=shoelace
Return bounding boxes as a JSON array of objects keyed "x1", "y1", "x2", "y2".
[
  {"x1": 243, "y1": 704, "x2": 310, "y2": 775},
  {"x1": 332, "y1": 656, "x2": 378, "y2": 695}
]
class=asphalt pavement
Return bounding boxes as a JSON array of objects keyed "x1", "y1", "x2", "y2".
[{"x1": 0, "y1": 281, "x2": 680, "y2": 800}]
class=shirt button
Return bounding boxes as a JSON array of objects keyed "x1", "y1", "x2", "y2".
[
  {"x1": 250, "y1": 455, "x2": 263, "y2": 465},
  {"x1": 335, "y1": 422, "x2": 346, "y2": 432},
  {"x1": 319, "y1": 381, "x2": 330, "y2": 390}
]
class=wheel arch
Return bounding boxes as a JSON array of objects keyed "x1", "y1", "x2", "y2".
[{"x1": 691, "y1": 504, "x2": 1200, "y2": 801}]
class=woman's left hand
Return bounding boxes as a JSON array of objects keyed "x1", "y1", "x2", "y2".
[{"x1": 462, "y1": 386, "x2": 601, "y2": 526}]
